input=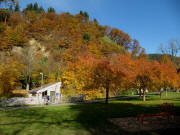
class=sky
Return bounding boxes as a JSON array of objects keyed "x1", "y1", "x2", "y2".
[{"x1": 18, "y1": 0, "x2": 180, "y2": 54}]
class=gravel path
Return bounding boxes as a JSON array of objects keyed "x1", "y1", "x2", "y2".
[{"x1": 0, "y1": 95, "x2": 139, "y2": 110}]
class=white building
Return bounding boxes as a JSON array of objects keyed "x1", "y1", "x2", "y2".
[{"x1": 29, "y1": 82, "x2": 62, "y2": 104}]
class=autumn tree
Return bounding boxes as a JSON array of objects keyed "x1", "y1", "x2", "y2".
[
  {"x1": 159, "y1": 54, "x2": 179, "y2": 97},
  {"x1": 62, "y1": 52, "x2": 134, "y2": 104},
  {"x1": 110, "y1": 54, "x2": 136, "y2": 97},
  {"x1": 0, "y1": 8, "x2": 10, "y2": 23},
  {"x1": 0, "y1": 59, "x2": 22, "y2": 97},
  {"x1": 130, "y1": 39, "x2": 144, "y2": 57},
  {"x1": 0, "y1": 24, "x2": 27, "y2": 51},
  {"x1": 17, "y1": 46, "x2": 36, "y2": 90},
  {"x1": 159, "y1": 39, "x2": 180, "y2": 65},
  {"x1": 107, "y1": 28, "x2": 131, "y2": 50},
  {"x1": 0, "y1": 3, "x2": 148, "y2": 101},
  {"x1": 134, "y1": 58, "x2": 154, "y2": 101}
]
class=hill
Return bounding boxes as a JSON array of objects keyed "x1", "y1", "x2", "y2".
[
  {"x1": 0, "y1": 2, "x2": 144, "y2": 94},
  {"x1": 148, "y1": 53, "x2": 163, "y2": 62},
  {"x1": 148, "y1": 53, "x2": 180, "y2": 68}
]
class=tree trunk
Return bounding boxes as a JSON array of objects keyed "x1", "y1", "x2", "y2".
[
  {"x1": 105, "y1": 82, "x2": 109, "y2": 104},
  {"x1": 139, "y1": 88, "x2": 142, "y2": 98},
  {"x1": 5, "y1": 16, "x2": 7, "y2": 24},
  {"x1": 160, "y1": 91, "x2": 162, "y2": 99},
  {"x1": 26, "y1": 83, "x2": 29, "y2": 91},
  {"x1": 143, "y1": 90, "x2": 146, "y2": 101},
  {"x1": 139, "y1": 88, "x2": 141, "y2": 97},
  {"x1": 26, "y1": 75, "x2": 31, "y2": 91}
]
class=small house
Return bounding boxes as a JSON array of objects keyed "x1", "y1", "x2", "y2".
[{"x1": 29, "y1": 82, "x2": 62, "y2": 104}]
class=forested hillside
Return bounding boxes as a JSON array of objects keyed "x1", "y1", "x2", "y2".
[
  {"x1": 0, "y1": 2, "x2": 179, "y2": 101},
  {"x1": 148, "y1": 54, "x2": 180, "y2": 68}
]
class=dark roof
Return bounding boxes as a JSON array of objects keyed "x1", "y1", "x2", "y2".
[{"x1": 30, "y1": 83, "x2": 57, "y2": 93}]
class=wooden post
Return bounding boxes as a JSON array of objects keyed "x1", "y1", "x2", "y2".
[
  {"x1": 160, "y1": 88, "x2": 163, "y2": 99},
  {"x1": 166, "y1": 89, "x2": 168, "y2": 96},
  {"x1": 160, "y1": 91, "x2": 162, "y2": 99},
  {"x1": 105, "y1": 81, "x2": 109, "y2": 104},
  {"x1": 143, "y1": 90, "x2": 146, "y2": 101},
  {"x1": 139, "y1": 88, "x2": 142, "y2": 98}
]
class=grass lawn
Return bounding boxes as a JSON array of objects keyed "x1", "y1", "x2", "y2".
[{"x1": 0, "y1": 92, "x2": 180, "y2": 135}]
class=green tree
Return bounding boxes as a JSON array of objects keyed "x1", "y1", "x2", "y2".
[
  {"x1": 83, "y1": 11, "x2": 89, "y2": 19},
  {"x1": 48, "y1": 7, "x2": 55, "y2": 13},
  {"x1": 80, "y1": 10, "x2": 83, "y2": 15},
  {"x1": 38, "y1": 6, "x2": 44, "y2": 13},
  {"x1": 83, "y1": 33, "x2": 90, "y2": 41},
  {"x1": 26, "y1": 3, "x2": 33, "y2": 11},
  {"x1": 33, "y1": 2, "x2": 38, "y2": 11},
  {"x1": 14, "y1": 2, "x2": 20, "y2": 12}
]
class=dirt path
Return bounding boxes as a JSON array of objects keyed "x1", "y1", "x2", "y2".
[{"x1": 109, "y1": 116, "x2": 180, "y2": 132}]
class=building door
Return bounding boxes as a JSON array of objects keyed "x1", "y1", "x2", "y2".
[{"x1": 50, "y1": 91, "x2": 55, "y2": 103}]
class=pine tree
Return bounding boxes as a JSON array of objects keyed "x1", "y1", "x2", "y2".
[
  {"x1": 14, "y1": 2, "x2": 20, "y2": 12},
  {"x1": 48, "y1": 7, "x2": 55, "y2": 13},
  {"x1": 38, "y1": 6, "x2": 44, "y2": 13},
  {"x1": 33, "y1": 2, "x2": 38, "y2": 11},
  {"x1": 83, "y1": 11, "x2": 89, "y2": 19}
]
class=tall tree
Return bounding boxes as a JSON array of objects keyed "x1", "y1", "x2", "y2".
[
  {"x1": 0, "y1": 59, "x2": 22, "y2": 97},
  {"x1": 0, "y1": 8, "x2": 10, "y2": 23},
  {"x1": 62, "y1": 52, "x2": 134, "y2": 103},
  {"x1": 108, "y1": 28, "x2": 131, "y2": 50},
  {"x1": 47, "y1": 7, "x2": 55, "y2": 13},
  {"x1": 33, "y1": 2, "x2": 38, "y2": 11},
  {"x1": 14, "y1": 2, "x2": 19, "y2": 11},
  {"x1": 134, "y1": 58, "x2": 153, "y2": 101},
  {"x1": 131, "y1": 39, "x2": 143, "y2": 57},
  {"x1": 159, "y1": 39, "x2": 180, "y2": 64},
  {"x1": 159, "y1": 54, "x2": 179, "y2": 96}
]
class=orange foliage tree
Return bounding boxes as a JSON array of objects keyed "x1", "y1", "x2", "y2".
[
  {"x1": 62, "y1": 52, "x2": 135, "y2": 103},
  {"x1": 133, "y1": 56, "x2": 179, "y2": 101},
  {"x1": 159, "y1": 55, "x2": 179, "y2": 96},
  {"x1": 133, "y1": 58, "x2": 156, "y2": 101}
]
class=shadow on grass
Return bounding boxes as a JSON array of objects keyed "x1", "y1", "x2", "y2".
[
  {"x1": 1, "y1": 101, "x2": 180, "y2": 135},
  {"x1": 69, "y1": 99, "x2": 180, "y2": 135},
  {"x1": 67, "y1": 103, "x2": 179, "y2": 135}
]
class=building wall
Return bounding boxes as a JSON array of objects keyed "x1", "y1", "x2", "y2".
[
  {"x1": 0, "y1": 82, "x2": 62, "y2": 106},
  {"x1": 35, "y1": 82, "x2": 62, "y2": 104}
]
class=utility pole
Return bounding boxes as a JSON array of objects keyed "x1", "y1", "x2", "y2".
[{"x1": 40, "y1": 72, "x2": 43, "y2": 89}]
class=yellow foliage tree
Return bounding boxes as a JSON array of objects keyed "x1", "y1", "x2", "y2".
[{"x1": 0, "y1": 60, "x2": 22, "y2": 97}]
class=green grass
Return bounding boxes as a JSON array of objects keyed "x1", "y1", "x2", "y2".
[{"x1": 0, "y1": 92, "x2": 180, "y2": 135}]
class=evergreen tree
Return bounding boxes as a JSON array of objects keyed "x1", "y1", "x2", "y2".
[
  {"x1": 26, "y1": 3, "x2": 33, "y2": 11},
  {"x1": 79, "y1": 11, "x2": 89, "y2": 19},
  {"x1": 14, "y1": 2, "x2": 20, "y2": 12},
  {"x1": 33, "y1": 2, "x2": 38, "y2": 11},
  {"x1": 93, "y1": 18, "x2": 98, "y2": 23},
  {"x1": 38, "y1": 6, "x2": 44, "y2": 13},
  {"x1": 83, "y1": 33, "x2": 90, "y2": 41},
  {"x1": 83, "y1": 11, "x2": 89, "y2": 19},
  {"x1": 80, "y1": 10, "x2": 83, "y2": 15},
  {"x1": 48, "y1": 7, "x2": 55, "y2": 13}
]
